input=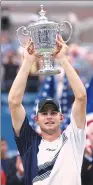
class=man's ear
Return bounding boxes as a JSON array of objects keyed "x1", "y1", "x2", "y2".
[
  {"x1": 60, "y1": 113, "x2": 64, "y2": 121},
  {"x1": 34, "y1": 116, "x2": 39, "y2": 124}
]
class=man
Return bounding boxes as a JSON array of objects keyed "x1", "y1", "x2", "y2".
[
  {"x1": 81, "y1": 122, "x2": 93, "y2": 185},
  {"x1": 8, "y1": 35, "x2": 87, "y2": 185}
]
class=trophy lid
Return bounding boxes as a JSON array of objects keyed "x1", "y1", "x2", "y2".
[
  {"x1": 38, "y1": 5, "x2": 48, "y2": 23},
  {"x1": 28, "y1": 5, "x2": 57, "y2": 28}
]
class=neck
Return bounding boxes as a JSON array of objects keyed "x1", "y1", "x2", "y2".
[
  {"x1": 1, "y1": 153, "x2": 7, "y2": 159},
  {"x1": 41, "y1": 130, "x2": 61, "y2": 142}
]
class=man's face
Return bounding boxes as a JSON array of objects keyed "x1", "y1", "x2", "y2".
[
  {"x1": 1, "y1": 140, "x2": 8, "y2": 155},
  {"x1": 88, "y1": 123, "x2": 93, "y2": 148},
  {"x1": 35, "y1": 104, "x2": 62, "y2": 135}
]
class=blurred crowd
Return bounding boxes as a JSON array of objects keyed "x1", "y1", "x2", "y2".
[
  {"x1": 1, "y1": 28, "x2": 93, "y2": 185},
  {"x1": 1, "y1": 138, "x2": 24, "y2": 185},
  {"x1": 1, "y1": 32, "x2": 42, "y2": 93}
]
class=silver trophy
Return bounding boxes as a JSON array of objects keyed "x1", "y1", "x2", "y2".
[{"x1": 17, "y1": 5, "x2": 72, "y2": 75}]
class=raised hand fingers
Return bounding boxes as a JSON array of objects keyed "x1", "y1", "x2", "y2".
[
  {"x1": 56, "y1": 39, "x2": 62, "y2": 49},
  {"x1": 57, "y1": 34, "x2": 65, "y2": 44},
  {"x1": 24, "y1": 38, "x2": 44, "y2": 59},
  {"x1": 34, "y1": 51, "x2": 44, "y2": 59},
  {"x1": 56, "y1": 34, "x2": 68, "y2": 52},
  {"x1": 51, "y1": 48, "x2": 60, "y2": 58},
  {"x1": 26, "y1": 38, "x2": 32, "y2": 48},
  {"x1": 26, "y1": 38, "x2": 35, "y2": 54}
]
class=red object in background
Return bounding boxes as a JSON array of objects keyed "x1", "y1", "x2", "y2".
[{"x1": 1, "y1": 170, "x2": 7, "y2": 185}]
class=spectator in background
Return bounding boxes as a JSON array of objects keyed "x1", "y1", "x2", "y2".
[
  {"x1": 26, "y1": 59, "x2": 40, "y2": 92},
  {"x1": 81, "y1": 122, "x2": 93, "y2": 185},
  {"x1": 1, "y1": 168, "x2": 7, "y2": 185},
  {"x1": 15, "y1": 155, "x2": 25, "y2": 185},
  {"x1": 1, "y1": 32, "x2": 13, "y2": 56},
  {"x1": 1, "y1": 138, "x2": 24, "y2": 185},
  {"x1": 2, "y1": 50, "x2": 19, "y2": 92},
  {"x1": 87, "y1": 121, "x2": 93, "y2": 148}
]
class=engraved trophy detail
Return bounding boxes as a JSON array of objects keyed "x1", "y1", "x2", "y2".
[{"x1": 17, "y1": 5, "x2": 72, "y2": 75}]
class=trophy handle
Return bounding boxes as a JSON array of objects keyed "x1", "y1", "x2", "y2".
[
  {"x1": 58, "y1": 21, "x2": 72, "y2": 44},
  {"x1": 16, "y1": 26, "x2": 31, "y2": 47}
]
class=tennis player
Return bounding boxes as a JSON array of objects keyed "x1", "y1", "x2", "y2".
[{"x1": 8, "y1": 35, "x2": 87, "y2": 185}]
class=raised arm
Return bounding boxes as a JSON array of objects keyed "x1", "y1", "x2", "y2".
[
  {"x1": 8, "y1": 39, "x2": 42, "y2": 136},
  {"x1": 52, "y1": 35, "x2": 87, "y2": 128}
]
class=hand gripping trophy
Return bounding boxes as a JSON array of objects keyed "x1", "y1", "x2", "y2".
[{"x1": 17, "y1": 5, "x2": 72, "y2": 75}]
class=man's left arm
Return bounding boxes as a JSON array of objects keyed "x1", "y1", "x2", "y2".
[
  {"x1": 53, "y1": 35, "x2": 87, "y2": 129},
  {"x1": 61, "y1": 58, "x2": 87, "y2": 129}
]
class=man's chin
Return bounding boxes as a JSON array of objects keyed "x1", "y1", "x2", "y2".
[{"x1": 41, "y1": 127, "x2": 57, "y2": 135}]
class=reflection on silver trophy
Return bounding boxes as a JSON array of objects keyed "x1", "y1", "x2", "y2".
[{"x1": 17, "y1": 5, "x2": 72, "y2": 75}]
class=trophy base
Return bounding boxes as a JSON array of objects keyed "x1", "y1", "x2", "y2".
[{"x1": 37, "y1": 67, "x2": 61, "y2": 76}]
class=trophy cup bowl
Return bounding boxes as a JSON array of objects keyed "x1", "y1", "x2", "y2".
[{"x1": 16, "y1": 5, "x2": 72, "y2": 75}]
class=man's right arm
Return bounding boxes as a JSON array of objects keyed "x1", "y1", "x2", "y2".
[{"x1": 8, "y1": 39, "x2": 41, "y2": 136}]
